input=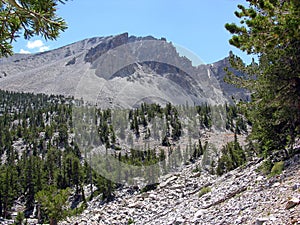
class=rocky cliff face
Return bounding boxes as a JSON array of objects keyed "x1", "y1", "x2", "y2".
[{"x1": 0, "y1": 33, "x2": 249, "y2": 108}]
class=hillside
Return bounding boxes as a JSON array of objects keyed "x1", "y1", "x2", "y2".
[
  {"x1": 59, "y1": 153, "x2": 300, "y2": 225},
  {"x1": 0, "y1": 89, "x2": 298, "y2": 225},
  {"x1": 0, "y1": 33, "x2": 299, "y2": 225},
  {"x1": 0, "y1": 89, "x2": 251, "y2": 225}
]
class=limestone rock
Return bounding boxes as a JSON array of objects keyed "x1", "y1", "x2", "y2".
[{"x1": 286, "y1": 197, "x2": 300, "y2": 210}]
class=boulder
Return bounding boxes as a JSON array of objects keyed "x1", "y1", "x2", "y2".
[
  {"x1": 285, "y1": 197, "x2": 300, "y2": 210},
  {"x1": 255, "y1": 217, "x2": 269, "y2": 225},
  {"x1": 292, "y1": 183, "x2": 300, "y2": 191}
]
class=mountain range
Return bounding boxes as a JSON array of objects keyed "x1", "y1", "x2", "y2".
[{"x1": 0, "y1": 33, "x2": 248, "y2": 108}]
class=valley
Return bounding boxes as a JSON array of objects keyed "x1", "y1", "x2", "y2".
[{"x1": 0, "y1": 33, "x2": 299, "y2": 225}]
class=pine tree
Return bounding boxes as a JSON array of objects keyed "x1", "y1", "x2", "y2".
[
  {"x1": 25, "y1": 156, "x2": 35, "y2": 212},
  {"x1": 225, "y1": 0, "x2": 300, "y2": 155},
  {"x1": 36, "y1": 187, "x2": 70, "y2": 225},
  {"x1": 72, "y1": 157, "x2": 82, "y2": 195}
]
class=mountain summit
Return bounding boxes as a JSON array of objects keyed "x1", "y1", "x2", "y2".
[{"x1": 0, "y1": 33, "x2": 248, "y2": 108}]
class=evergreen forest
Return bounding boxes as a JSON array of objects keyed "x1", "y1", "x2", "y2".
[{"x1": 0, "y1": 89, "x2": 247, "y2": 223}]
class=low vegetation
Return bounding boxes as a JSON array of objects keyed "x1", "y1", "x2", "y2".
[
  {"x1": 270, "y1": 161, "x2": 284, "y2": 177},
  {"x1": 198, "y1": 186, "x2": 212, "y2": 198}
]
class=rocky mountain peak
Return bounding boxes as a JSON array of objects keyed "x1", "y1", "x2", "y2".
[
  {"x1": 84, "y1": 33, "x2": 130, "y2": 63},
  {"x1": 0, "y1": 33, "x2": 248, "y2": 108}
]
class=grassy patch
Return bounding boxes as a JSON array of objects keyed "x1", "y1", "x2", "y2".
[{"x1": 198, "y1": 186, "x2": 211, "y2": 198}]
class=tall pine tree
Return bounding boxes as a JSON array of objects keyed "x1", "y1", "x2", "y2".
[{"x1": 225, "y1": 0, "x2": 300, "y2": 156}]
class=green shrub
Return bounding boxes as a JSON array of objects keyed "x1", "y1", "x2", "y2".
[
  {"x1": 257, "y1": 159, "x2": 272, "y2": 175},
  {"x1": 270, "y1": 161, "x2": 284, "y2": 177},
  {"x1": 198, "y1": 186, "x2": 211, "y2": 198},
  {"x1": 128, "y1": 218, "x2": 134, "y2": 224},
  {"x1": 192, "y1": 166, "x2": 200, "y2": 173},
  {"x1": 13, "y1": 212, "x2": 24, "y2": 225},
  {"x1": 216, "y1": 139, "x2": 246, "y2": 175},
  {"x1": 140, "y1": 183, "x2": 159, "y2": 193}
]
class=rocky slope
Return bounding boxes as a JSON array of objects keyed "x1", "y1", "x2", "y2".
[
  {"x1": 0, "y1": 33, "x2": 249, "y2": 108},
  {"x1": 58, "y1": 152, "x2": 300, "y2": 225}
]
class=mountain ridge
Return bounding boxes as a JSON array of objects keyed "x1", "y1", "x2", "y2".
[{"x1": 0, "y1": 33, "x2": 249, "y2": 108}]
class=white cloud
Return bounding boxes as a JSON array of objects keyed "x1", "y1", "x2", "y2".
[
  {"x1": 39, "y1": 46, "x2": 50, "y2": 52},
  {"x1": 27, "y1": 40, "x2": 44, "y2": 49},
  {"x1": 20, "y1": 49, "x2": 31, "y2": 54},
  {"x1": 24, "y1": 40, "x2": 50, "y2": 53}
]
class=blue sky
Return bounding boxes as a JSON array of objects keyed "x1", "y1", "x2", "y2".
[{"x1": 13, "y1": 0, "x2": 253, "y2": 64}]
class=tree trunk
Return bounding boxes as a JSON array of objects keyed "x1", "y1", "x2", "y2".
[{"x1": 50, "y1": 218, "x2": 57, "y2": 225}]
